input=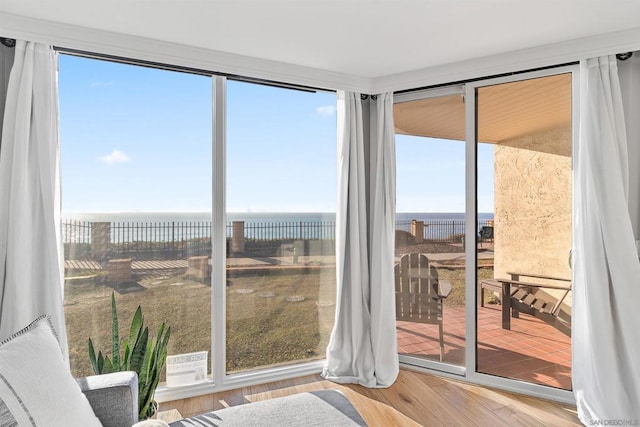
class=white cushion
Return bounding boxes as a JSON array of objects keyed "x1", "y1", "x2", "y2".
[{"x1": 0, "y1": 316, "x2": 102, "y2": 427}]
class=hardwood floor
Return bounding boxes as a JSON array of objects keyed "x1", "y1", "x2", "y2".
[{"x1": 159, "y1": 369, "x2": 581, "y2": 426}]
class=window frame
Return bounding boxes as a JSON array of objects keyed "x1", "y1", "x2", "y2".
[
  {"x1": 393, "y1": 84, "x2": 467, "y2": 377},
  {"x1": 55, "y1": 48, "x2": 579, "y2": 405},
  {"x1": 391, "y1": 65, "x2": 578, "y2": 406},
  {"x1": 463, "y1": 65, "x2": 578, "y2": 404}
]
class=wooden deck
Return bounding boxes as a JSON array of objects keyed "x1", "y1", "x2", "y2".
[
  {"x1": 65, "y1": 256, "x2": 336, "y2": 272},
  {"x1": 64, "y1": 259, "x2": 103, "y2": 270},
  {"x1": 65, "y1": 259, "x2": 189, "y2": 270},
  {"x1": 397, "y1": 304, "x2": 572, "y2": 390}
]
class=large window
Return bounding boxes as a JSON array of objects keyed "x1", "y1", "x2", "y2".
[
  {"x1": 59, "y1": 55, "x2": 337, "y2": 384},
  {"x1": 59, "y1": 48, "x2": 572, "y2": 402},
  {"x1": 225, "y1": 80, "x2": 337, "y2": 373},
  {"x1": 59, "y1": 55, "x2": 213, "y2": 379}
]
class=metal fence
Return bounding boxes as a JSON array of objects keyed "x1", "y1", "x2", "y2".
[
  {"x1": 62, "y1": 218, "x2": 491, "y2": 261},
  {"x1": 395, "y1": 219, "x2": 493, "y2": 242},
  {"x1": 62, "y1": 220, "x2": 336, "y2": 261},
  {"x1": 63, "y1": 220, "x2": 212, "y2": 261},
  {"x1": 111, "y1": 221, "x2": 212, "y2": 260}
]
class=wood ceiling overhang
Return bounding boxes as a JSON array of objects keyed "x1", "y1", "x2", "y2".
[{"x1": 394, "y1": 73, "x2": 572, "y2": 144}]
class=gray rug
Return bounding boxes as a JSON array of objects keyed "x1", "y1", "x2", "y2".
[{"x1": 169, "y1": 390, "x2": 367, "y2": 427}]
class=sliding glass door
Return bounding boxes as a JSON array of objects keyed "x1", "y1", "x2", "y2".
[
  {"x1": 472, "y1": 72, "x2": 573, "y2": 391},
  {"x1": 393, "y1": 87, "x2": 467, "y2": 372},
  {"x1": 395, "y1": 66, "x2": 576, "y2": 400}
]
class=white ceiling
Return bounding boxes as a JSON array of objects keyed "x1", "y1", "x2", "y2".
[{"x1": 2, "y1": 1, "x2": 640, "y2": 80}]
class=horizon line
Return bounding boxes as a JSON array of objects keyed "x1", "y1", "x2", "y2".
[{"x1": 62, "y1": 210, "x2": 495, "y2": 214}]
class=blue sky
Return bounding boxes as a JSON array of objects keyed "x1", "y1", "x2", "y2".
[
  {"x1": 58, "y1": 54, "x2": 493, "y2": 214},
  {"x1": 396, "y1": 135, "x2": 494, "y2": 213}
]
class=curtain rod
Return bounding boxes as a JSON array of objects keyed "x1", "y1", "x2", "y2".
[
  {"x1": 56, "y1": 47, "x2": 332, "y2": 94},
  {"x1": 395, "y1": 52, "x2": 636, "y2": 96},
  {"x1": 0, "y1": 40, "x2": 331, "y2": 93},
  {"x1": 1, "y1": 38, "x2": 16, "y2": 48},
  {"x1": 393, "y1": 61, "x2": 579, "y2": 96}
]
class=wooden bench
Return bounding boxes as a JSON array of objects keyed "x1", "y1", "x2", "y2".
[{"x1": 483, "y1": 272, "x2": 571, "y2": 331}]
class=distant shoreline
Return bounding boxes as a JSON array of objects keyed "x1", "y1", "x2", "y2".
[{"x1": 63, "y1": 211, "x2": 494, "y2": 222}]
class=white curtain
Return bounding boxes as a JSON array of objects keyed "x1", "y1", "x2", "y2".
[
  {"x1": 574, "y1": 55, "x2": 640, "y2": 422},
  {"x1": 322, "y1": 92, "x2": 398, "y2": 388},
  {"x1": 0, "y1": 41, "x2": 15, "y2": 145},
  {"x1": 0, "y1": 41, "x2": 67, "y2": 358},
  {"x1": 617, "y1": 53, "x2": 640, "y2": 237}
]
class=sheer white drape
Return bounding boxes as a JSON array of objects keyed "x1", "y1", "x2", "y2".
[
  {"x1": 368, "y1": 93, "x2": 398, "y2": 386},
  {"x1": 0, "y1": 42, "x2": 15, "y2": 146},
  {"x1": 322, "y1": 92, "x2": 398, "y2": 388},
  {"x1": 618, "y1": 53, "x2": 640, "y2": 237},
  {"x1": 0, "y1": 41, "x2": 67, "y2": 358},
  {"x1": 574, "y1": 55, "x2": 640, "y2": 422}
]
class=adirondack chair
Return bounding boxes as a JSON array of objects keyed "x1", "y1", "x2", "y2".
[{"x1": 394, "y1": 253, "x2": 452, "y2": 361}]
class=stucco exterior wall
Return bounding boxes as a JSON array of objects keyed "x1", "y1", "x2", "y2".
[{"x1": 492, "y1": 126, "x2": 572, "y2": 302}]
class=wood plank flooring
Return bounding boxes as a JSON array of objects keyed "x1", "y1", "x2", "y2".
[{"x1": 158, "y1": 369, "x2": 581, "y2": 426}]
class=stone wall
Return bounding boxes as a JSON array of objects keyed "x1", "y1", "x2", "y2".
[{"x1": 493, "y1": 126, "x2": 572, "y2": 302}]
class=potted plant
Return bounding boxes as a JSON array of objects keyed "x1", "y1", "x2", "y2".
[{"x1": 88, "y1": 292, "x2": 171, "y2": 420}]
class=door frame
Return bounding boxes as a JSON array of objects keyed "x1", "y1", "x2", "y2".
[
  {"x1": 464, "y1": 65, "x2": 577, "y2": 404},
  {"x1": 394, "y1": 84, "x2": 467, "y2": 377},
  {"x1": 394, "y1": 64, "x2": 579, "y2": 404}
]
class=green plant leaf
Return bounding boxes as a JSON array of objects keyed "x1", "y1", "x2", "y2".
[
  {"x1": 138, "y1": 324, "x2": 170, "y2": 420},
  {"x1": 86, "y1": 298, "x2": 170, "y2": 420},
  {"x1": 103, "y1": 355, "x2": 113, "y2": 374},
  {"x1": 111, "y1": 292, "x2": 120, "y2": 367},
  {"x1": 129, "y1": 306, "x2": 143, "y2": 345},
  {"x1": 122, "y1": 341, "x2": 131, "y2": 370},
  {"x1": 138, "y1": 339, "x2": 152, "y2": 390},
  {"x1": 157, "y1": 328, "x2": 170, "y2": 373},
  {"x1": 139, "y1": 367, "x2": 160, "y2": 420},
  {"x1": 129, "y1": 327, "x2": 149, "y2": 374},
  {"x1": 88, "y1": 338, "x2": 98, "y2": 374},
  {"x1": 161, "y1": 327, "x2": 171, "y2": 355},
  {"x1": 151, "y1": 324, "x2": 164, "y2": 368},
  {"x1": 154, "y1": 323, "x2": 165, "y2": 355},
  {"x1": 97, "y1": 351, "x2": 104, "y2": 374}
]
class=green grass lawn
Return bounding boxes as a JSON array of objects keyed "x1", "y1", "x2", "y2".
[
  {"x1": 225, "y1": 268, "x2": 336, "y2": 372},
  {"x1": 65, "y1": 271, "x2": 212, "y2": 378},
  {"x1": 438, "y1": 264, "x2": 496, "y2": 307},
  {"x1": 64, "y1": 267, "x2": 336, "y2": 378}
]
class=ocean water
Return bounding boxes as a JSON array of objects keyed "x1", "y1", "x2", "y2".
[{"x1": 63, "y1": 211, "x2": 493, "y2": 224}]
